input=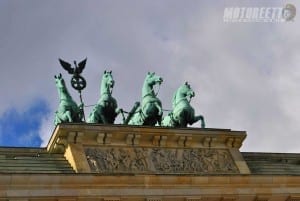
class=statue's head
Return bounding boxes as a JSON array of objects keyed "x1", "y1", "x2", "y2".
[
  {"x1": 102, "y1": 70, "x2": 114, "y2": 89},
  {"x1": 181, "y1": 82, "x2": 195, "y2": 98},
  {"x1": 146, "y1": 72, "x2": 163, "y2": 86},
  {"x1": 54, "y1": 73, "x2": 66, "y2": 88}
]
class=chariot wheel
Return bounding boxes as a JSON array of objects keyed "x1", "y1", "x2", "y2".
[{"x1": 71, "y1": 75, "x2": 86, "y2": 91}]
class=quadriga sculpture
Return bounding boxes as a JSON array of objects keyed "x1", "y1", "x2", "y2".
[
  {"x1": 87, "y1": 70, "x2": 124, "y2": 124},
  {"x1": 126, "y1": 72, "x2": 163, "y2": 126},
  {"x1": 54, "y1": 74, "x2": 83, "y2": 125},
  {"x1": 162, "y1": 82, "x2": 205, "y2": 128}
]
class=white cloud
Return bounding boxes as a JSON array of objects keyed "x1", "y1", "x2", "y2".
[
  {"x1": 0, "y1": 0, "x2": 299, "y2": 153},
  {"x1": 39, "y1": 114, "x2": 54, "y2": 147}
]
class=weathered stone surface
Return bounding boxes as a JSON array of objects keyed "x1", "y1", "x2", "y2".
[
  {"x1": 47, "y1": 124, "x2": 248, "y2": 174},
  {"x1": 243, "y1": 152, "x2": 300, "y2": 175},
  {"x1": 0, "y1": 147, "x2": 74, "y2": 174},
  {"x1": 0, "y1": 174, "x2": 299, "y2": 200},
  {"x1": 0, "y1": 123, "x2": 299, "y2": 200},
  {"x1": 85, "y1": 147, "x2": 238, "y2": 174}
]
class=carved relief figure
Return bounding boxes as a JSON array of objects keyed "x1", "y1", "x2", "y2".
[{"x1": 133, "y1": 148, "x2": 148, "y2": 171}]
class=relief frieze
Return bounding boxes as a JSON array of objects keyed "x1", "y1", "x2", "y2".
[{"x1": 84, "y1": 147, "x2": 239, "y2": 174}]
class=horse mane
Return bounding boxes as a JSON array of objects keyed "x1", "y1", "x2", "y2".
[{"x1": 172, "y1": 84, "x2": 189, "y2": 108}]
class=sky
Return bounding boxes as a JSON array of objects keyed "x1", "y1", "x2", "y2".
[{"x1": 0, "y1": 0, "x2": 299, "y2": 153}]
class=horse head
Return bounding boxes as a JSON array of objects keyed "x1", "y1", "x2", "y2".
[
  {"x1": 146, "y1": 72, "x2": 163, "y2": 87},
  {"x1": 173, "y1": 82, "x2": 195, "y2": 107},
  {"x1": 54, "y1": 73, "x2": 66, "y2": 89},
  {"x1": 101, "y1": 70, "x2": 115, "y2": 95},
  {"x1": 183, "y1": 82, "x2": 195, "y2": 99},
  {"x1": 54, "y1": 73, "x2": 71, "y2": 100}
]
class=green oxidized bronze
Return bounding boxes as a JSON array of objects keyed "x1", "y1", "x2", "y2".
[
  {"x1": 162, "y1": 82, "x2": 205, "y2": 128},
  {"x1": 87, "y1": 71, "x2": 124, "y2": 124},
  {"x1": 126, "y1": 72, "x2": 163, "y2": 126},
  {"x1": 54, "y1": 74, "x2": 83, "y2": 125},
  {"x1": 59, "y1": 58, "x2": 87, "y2": 121},
  {"x1": 54, "y1": 58, "x2": 206, "y2": 128}
]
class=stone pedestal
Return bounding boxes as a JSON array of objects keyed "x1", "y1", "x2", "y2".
[{"x1": 47, "y1": 124, "x2": 250, "y2": 175}]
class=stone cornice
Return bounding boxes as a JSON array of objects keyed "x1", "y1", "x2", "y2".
[{"x1": 47, "y1": 123, "x2": 247, "y2": 153}]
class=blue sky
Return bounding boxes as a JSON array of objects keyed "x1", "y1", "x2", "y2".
[
  {"x1": 0, "y1": 99, "x2": 50, "y2": 147},
  {"x1": 0, "y1": 0, "x2": 300, "y2": 152}
]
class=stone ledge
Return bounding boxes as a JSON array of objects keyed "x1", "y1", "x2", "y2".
[
  {"x1": 47, "y1": 124, "x2": 247, "y2": 153},
  {"x1": 0, "y1": 175, "x2": 299, "y2": 200},
  {"x1": 0, "y1": 175, "x2": 299, "y2": 187}
]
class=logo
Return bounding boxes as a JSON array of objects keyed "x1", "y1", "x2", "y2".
[
  {"x1": 282, "y1": 4, "x2": 296, "y2": 21},
  {"x1": 223, "y1": 4, "x2": 296, "y2": 23}
]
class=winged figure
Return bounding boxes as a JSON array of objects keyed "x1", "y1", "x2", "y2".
[{"x1": 59, "y1": 58, "x2": 87, "y2": 77}]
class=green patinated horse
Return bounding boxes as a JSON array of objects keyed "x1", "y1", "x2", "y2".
[
  {"x1": 87, "y1": 70, "x2": 123, "y2": 124},
  {"x1": 126, "y1": 72, "x2": 163, "y2": 126},
  {"x1": 54, "y1": 74, "x2": 83, "y2": 125},
  {"x1": 162, "y1": 82, "x2": 205, "y2": 128}
]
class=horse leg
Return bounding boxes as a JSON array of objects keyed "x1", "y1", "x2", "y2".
[
  {"x1": 153, "y1": 102, "x2": 163, "y2": 125},
  {"x1": 155, "y1": 102, "x2": 163, "y2": 117},
  {"x1": 54, "y1": 111, "x2": 62, "y2": 125},
  {"x1": 194, "y1": 115, "x2": 205, "y2": 128},
  {"x1": 116, "y1": 108, "x2": 126, "y2": 123},
  {"x1": 96, "y1": 106, "x2": 108, "y2": 124},
  {"x1": 87, "y1": 110, "x2": 98, "y2": 123},
  {"x1": 177, "y1": 110, "x2": 188, "y2": 127},
  {"x1": 65, "y1": 110, "x2": 73, "y2": 122},
  {"x1": 88, "y1": 104, "x2": 104, "y2": 123}
]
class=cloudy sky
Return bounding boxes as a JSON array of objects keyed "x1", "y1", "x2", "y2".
[{"x1": 0, "y1": 0, "x2": 299, "y2": 153}]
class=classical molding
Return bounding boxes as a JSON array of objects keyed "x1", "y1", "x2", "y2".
[{"x1": 47, "y1": 124, "x2": 247, "y2": 153}]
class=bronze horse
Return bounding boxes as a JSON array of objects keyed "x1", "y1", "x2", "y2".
[{"x1": 87, "y1": 71, "x2": 123, "y2": 124}]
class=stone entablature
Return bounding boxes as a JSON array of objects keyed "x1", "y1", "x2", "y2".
[
  {"x1": 47, "y1": 124, "x2": 246, "y2": 151},
  {"x1": 0, "y1": 174, "x2": 299, "y2": 201},
  {"x1": 47, "y1": 123, "x2": 249, "y2": 174}
]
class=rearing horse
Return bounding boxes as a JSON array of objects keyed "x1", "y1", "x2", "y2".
[
  {"x1": 162, "y1": 82, "x2": 205, "y2": 128},
  {"x1": 127, "y1": 72, "x2": 163, "y2": 126},
  {"x1": 87, "y1": 70, "x2": 123, "y2": 124},
  {"x1": 54, "y1": 74, "x2": 83, "y2": 125}
]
